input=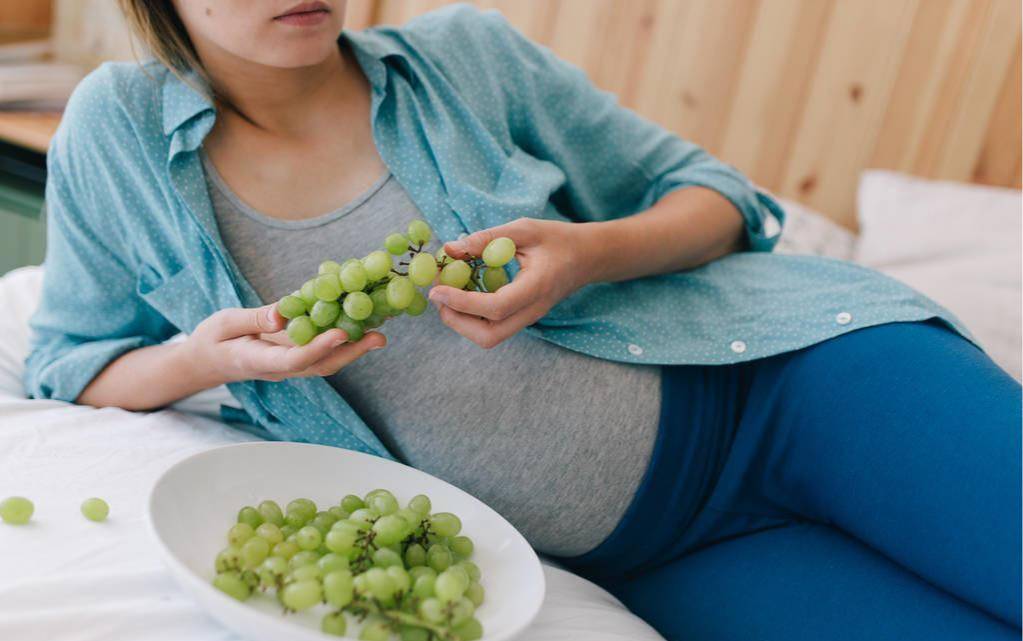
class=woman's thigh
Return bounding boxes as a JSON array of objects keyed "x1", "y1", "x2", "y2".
[
  {"x1": 610, "y1": 522, "x2": 1018, "y2": 641},
  {"x1": 678, "y1": 322, "x2": 1021, "y2": 625}
]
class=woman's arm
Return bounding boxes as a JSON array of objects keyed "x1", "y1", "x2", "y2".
[
  {"x1": 430, "y1": 185, "x2": 743, "y2": 349},
  {"x1": 78, "y1": 304, "x2": 386, "y2": 411}
]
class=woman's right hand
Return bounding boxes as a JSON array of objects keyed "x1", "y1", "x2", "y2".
[{"x1": 181, "y1": 303, "x2": 386, "y2": 386}]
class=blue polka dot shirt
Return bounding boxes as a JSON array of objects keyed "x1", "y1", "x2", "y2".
[{"x1": 24, "y1": 5, "x2": 968, "y2": 457}]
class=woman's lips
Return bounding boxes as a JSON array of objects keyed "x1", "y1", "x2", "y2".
[{"x1": 274, "y1": 7, "x2": 329, "y2": 26}]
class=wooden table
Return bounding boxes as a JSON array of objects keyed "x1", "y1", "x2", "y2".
[{"x1": 0, "y1": 110, "x2": 61, "y2": 154}]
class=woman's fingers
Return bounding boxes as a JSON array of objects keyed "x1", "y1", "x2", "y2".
[
  {"x1": 428, "y1": 268, "x2": 541, "y2": 321},
  {"x1": 442, "y1": 217, "x2": 539, "y2": 259},
  {"x1": 208, "y1": 304, "x2": 286, "y2": 341},
  {"x1": 291, "y1": 332, "x2": 387, "y2": 377},
  {"x1": 436, "y1": 299, "x2": 547, "y2": 349}
]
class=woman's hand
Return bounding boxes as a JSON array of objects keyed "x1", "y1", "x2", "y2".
[
  {"x1": 181, "y1": 303, "x2": 386, "y2": 385},
  {"x1": 428, "y1": 218, "x2": 597, "y2": 349}
]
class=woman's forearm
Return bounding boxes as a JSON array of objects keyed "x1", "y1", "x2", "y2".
[
  {"x1": 76, "y1": 341, "x2": 221, "y2": 411},
  {"x1": 584, "y1": 186, "x2": 745, "y2": 284}
]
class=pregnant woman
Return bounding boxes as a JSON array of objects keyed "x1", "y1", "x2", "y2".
[{"x1": 25, "y1": 2, "x2": 1019, "y2": 640}]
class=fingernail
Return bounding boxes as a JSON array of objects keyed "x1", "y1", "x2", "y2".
[
  {"x1": 332, "y1": 339, "x2": 345, "y2": 348},
  {"x1": 370, "y1": 344, "x2": 384, "y2": 351}
]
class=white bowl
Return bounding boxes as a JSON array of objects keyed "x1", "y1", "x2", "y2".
[{"x1": 148, "y1": 442, "x2": 544, "y2": 641}]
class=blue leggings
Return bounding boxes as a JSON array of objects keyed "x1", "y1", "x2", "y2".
[{"x1": 558, "y1": 322, "x2": 1021, "y2": 640}]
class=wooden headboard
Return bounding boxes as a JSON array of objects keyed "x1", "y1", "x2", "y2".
[{"x1": 347, "y1": 0, "x2": 1022, "y2": 229}]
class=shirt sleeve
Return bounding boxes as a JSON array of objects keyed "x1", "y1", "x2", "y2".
[
  {"x1": 477, "y1": 9, "x2": 785, "y2": 251},
  {"x1": 23, "y1": 145, "x2": 177, "y2": 402}
]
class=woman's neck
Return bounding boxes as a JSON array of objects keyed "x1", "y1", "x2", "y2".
[{"x1": 202, "y1": 44, "x2": 354, "y2": 138}]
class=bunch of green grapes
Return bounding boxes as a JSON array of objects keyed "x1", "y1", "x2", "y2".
[
  {"x1": 212, "y1": 490, "x2": 485, "y2": 641},
  {"x1": 277, "y1": 219, "x2": 517, "y2": 346}
]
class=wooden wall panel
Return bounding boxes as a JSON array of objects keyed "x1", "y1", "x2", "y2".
[
  {"x1": 358, "y1": 0, "x2": 1021, "y2": 228},
  {"x1": 357, "y1": 0, "x2": 1022, "y2": 228}
]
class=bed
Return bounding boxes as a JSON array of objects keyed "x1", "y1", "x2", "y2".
[{"x1": 0, "y1": 170, "x2": 1019, "y2": 640}]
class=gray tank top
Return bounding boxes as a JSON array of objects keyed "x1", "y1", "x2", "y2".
[{"x1": 202, "y1": 153, "x2": 660, "y2": 555}]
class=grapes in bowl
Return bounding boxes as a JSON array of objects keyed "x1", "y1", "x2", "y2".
[{"x1": 148, "y1": 442, "x2": 544, "y2": 641}]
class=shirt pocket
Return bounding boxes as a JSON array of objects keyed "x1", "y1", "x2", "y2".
[{"x1": 136, "y1": 264, "x2": 206, "y2": 332}]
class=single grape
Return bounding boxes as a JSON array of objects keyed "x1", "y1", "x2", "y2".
[
  {"x1": 465, "y1": 581, "x2": 485, "y2": 607},
  {"x1": 450, "y1": 596, "x2": 475, "y2": 626},
  {"x1": 439, "y1": 260, "x2": 472, "y2": 289},
  {"x1": 399, "y1": 625, "x2": 430, "y2": 641},
  {"x1": 451, "y1": 617, "x2": 484, "y2": 641},
  {"x1": 240, "y1": 536, "x2": 270, "y2": 569},
  {"x1": 457, "y1": 560, "x2": 481, "y2": 582},
  {"x1": 295, "y1": 525, "x2": 323, "y2": 550},
  {"x1": 362, "y1": 312, "x2": 386, "y2": 329},
  {"x1": 321, "y1": 611, "x2": 348, "y2": 637},
  {"x1": 289, "y1": 550, "x2": 320, "y2": 569},
  {"x1": 386, "y1": 276, "x2": 415, "y2": 310},
  {"x1": 405, "y1": 291, "x2": 428, "y2": 317},
  {"x1": 257, "y1": 556, "x2": 288, "y2": 589},
  {"x1": 213, "y1": 571, "x2": 251, "y2": 601},
  {"x1": 236, "y1": 506, "x2": 263, "y2": 529},
  {"x1": 450, "y1": 535, "x2": 474, "y2": 559},
  {"x1": 319, "y1": 260, "x2": 342, "y2": 275},
  {"x1": 362, "y1": 251, "x2": 393, "y2": 282},
  {"x1": 408, "y1": 495, "x2": 432, "y2": 516},
  {"x1": 340, "y1": 261, "x2": 369, "y2": 293},
  {"x1": 481, "y1": 266, "x2": 509, "y2": 292},
  {"x1": 291, "y1": 563, "x2": 322, "y2": 582},
  {"x1": 369, "y1": 493, "x2": 399, "y2": 517},
  {"x1": 310, "y1": 511, "x2": 339, "y2": 534},
  {"x1": 371, "y1": 514, "x2": 407, "y2": 546},
  {"x1": 227, "y1": 522, "x2": 255, "y2": 547},
  {"x1": 288, "y1": 498, "x2": 317, "y2": 518},
  {"x1": 342, "y1": 291, "x2": 373, "y2": 320},
  {"x1": 407, "y1": 219, "x2": 432, "y2": 245},
  {"x1": 364, "y1": 567, "x2": 397, "y2": 603},
  {"x1": 255, "y1": 522, "x2": 283, "y2": 546},
  {"x1": 369, "y1": 289, "x2": 396, "y2": 317},
  {"x1": 334, "y1": 313, "x2": 365, "y2": 342},
  {"x1": 286, "y1": 316, "x2": 317, "y2": 346},
  {"x1": 215, "y1": 546, "x2": 242, "y2": 573},
  {"x1": 385, "y1": 233, "x2": 409, "y2": 255},
  {"x1": 372, "y1": 547, "x2": 403, "y2": 568},
  {"x1": 426, "y1": 544, "x2": 452, "y2": 572},
  {"x1": 418, "y1": 597, "x2": 445, "y2": 623},
  {"x1": 435, "y1": 568, "x2": 468, "y2": 601},
  {"x1": 299, "y1": 279, "x2": 318, "y2": 306},
  {"x1": 386, "y1": 565, "x2": 411, "y2": 595},
  {"x1": 313, "y1": 273, "x2": 343, "y2": 301},
  {"x1": 429, "y1": 512, "x2": 462, "y2": 537},
  {"x1": 482, "y1": 236, "x2": 516, "y2": 267},
  {"x1": 349, "y1": 507, "x2": 380, "y2": 525},
  {"x1": 359, "y1": 617, "x2": 392, "y2": 641},
  {"x1": 435, "y1": 247, "x2": 452, "y2": 266},
  {"x1": 404, "y1": 543, "x2": 427, "y2": 567},
  {"x1": 328, "y1": 506, "x2": 349, "y2": 521},
  {"x1": 281, "y1": 579, "x2": 322, "y2": 611},
  {"x1": 318, "y1": 552, "x2": 349, "y2": 575},
  {"x1": 284, "y1": 510, "x2": 308, "y2": 529},
  {"x1": 325, "y1": 523, "x2": 359, "y2": 554},
  {"x1": 412, "y1": 573, "x2": 436, "y2": 599},
  {"x1": 272, "y1": 540, "x2": 300, "y2": 560},
  {"x1": 310, "y1": 299, "x2": 341, "y2": 327},
  {"x1": 408, "y1": 252, "x2": 438, "y2": 286},
  {"x1": 257, "y1": 500, "x2": 284, "y2": 526},
  {"x1": 277, "y1": 294, "x2": 307, "y2": 319}
]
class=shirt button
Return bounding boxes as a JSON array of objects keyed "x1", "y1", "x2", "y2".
[
  {"x1": 835, "y1": 311, "x2": 852, "y2": 325},
  {"x1": 627, "y1": 343, "x2": 644, "y2": 356},
  {"x1": 730, "y1": 340, "x2": 747, "y2": 354}
]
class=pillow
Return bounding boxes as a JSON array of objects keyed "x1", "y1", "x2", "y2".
[
  {"x1": 773, "y1": 196, "x2": 857, "y2": 260},
  {"x1": 855, "y1": 170, "x2": 1022, "y2": 380},
  {"x1": 0, "y1": 266, "x2": 44, "y2": 398}
]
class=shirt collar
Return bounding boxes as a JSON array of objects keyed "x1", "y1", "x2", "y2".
[{"x1": 159, "y1": 28, "x2": 407, "y2": 139}]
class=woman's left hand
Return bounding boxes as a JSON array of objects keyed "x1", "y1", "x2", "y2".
[{"x1": 429, "y1": 217, "x2": 597, "y2": 349}]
